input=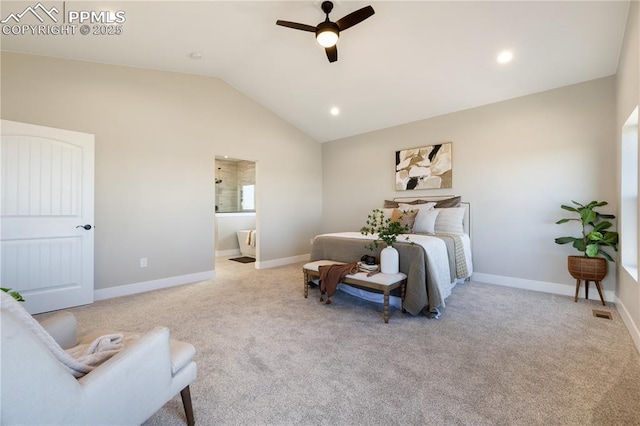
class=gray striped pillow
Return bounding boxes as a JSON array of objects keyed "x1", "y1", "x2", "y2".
[{"x1": 434, "y1": 207, "x2": 465, "y2": 234}]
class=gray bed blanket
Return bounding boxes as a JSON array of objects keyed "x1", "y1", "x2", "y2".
[{"x1": 310, "y1": 235, "x2": 447, "y2": 315}]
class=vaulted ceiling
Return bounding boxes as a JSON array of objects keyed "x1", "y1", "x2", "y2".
[{"x1": 0, "y1": 1, "x2": 630, "y2": 142}]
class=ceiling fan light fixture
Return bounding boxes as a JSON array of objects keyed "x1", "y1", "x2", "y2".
[
  {"x1": 276, "y1": 2, "x2": 374, "y2": 62},
  {"x1": 316, "y1": 23, "x2": 339, "y2": 48}
]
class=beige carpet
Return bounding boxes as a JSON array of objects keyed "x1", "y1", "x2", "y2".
[{"x1": 46, "y1": 258, "x2": 640, "y2": 425}]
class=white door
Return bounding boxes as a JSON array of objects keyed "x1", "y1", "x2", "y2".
[{"x1": 1, "y1": 120, "x2": 94, "y2": 314}]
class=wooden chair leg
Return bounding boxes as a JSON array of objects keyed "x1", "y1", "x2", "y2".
[
  {"x1": 594, "y1": 281, "x2": 606, "y2": 306},
  {"x1": 180, "y1": 386, "x2": 195, "y2": 426},
  {"x1": 574, "y1": 279, "x2": 581, "y2": 302}
]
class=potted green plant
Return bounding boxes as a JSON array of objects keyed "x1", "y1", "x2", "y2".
[
  {"x1": 554, "y1": 200, "x2": 619, "y2": 304},
  {"x1": 360, "y1": 209, "x2": 411, "y2": 274}
]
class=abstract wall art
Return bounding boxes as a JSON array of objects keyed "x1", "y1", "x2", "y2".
[{"x1": 395, "y1": 142, "x2": 452, "y2": 190}]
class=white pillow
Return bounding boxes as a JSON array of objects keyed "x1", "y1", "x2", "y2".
[
  {"x1": 434, "y1": 207, "x2": 465, "y2": 234},
  {"x1": 413, "y1": 208, "x2": 440, "y2": 234},
  {"x1": 399, "y1": 202, "x2": 437, "y2": 234}
]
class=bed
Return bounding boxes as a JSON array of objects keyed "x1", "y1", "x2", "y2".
[{"x1": 309, "y1": 196, "x2": 473, "y2": 318}]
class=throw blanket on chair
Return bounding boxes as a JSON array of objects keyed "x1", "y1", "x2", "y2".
[
  {"x1": 1, "y1": 292, "x2": 136, "y2": 378},
  {"x1": 318, "y1": 263, "x2": 358, "y2": 304},
  {"x1": 66, "y1": 333, "x2": 135, "y2": 372}
]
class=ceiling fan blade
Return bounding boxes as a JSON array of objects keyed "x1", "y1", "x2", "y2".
[
  {"x1": 276, "y1": 20, "x2": 316, "y2": 32},
  {"x1": 335, "y1": 5, "x2": 374, "y2": 31},
  {"x1": 325, "y1": 45, "x2": 337, "y2": 63}
]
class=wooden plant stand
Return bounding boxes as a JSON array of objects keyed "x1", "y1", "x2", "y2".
[{"x1": 567, "y1": 256, "x2": 607, "y2": 306}]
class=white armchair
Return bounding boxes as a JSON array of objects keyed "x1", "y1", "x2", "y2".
[{"x1": 1, "y1": 293, "x2": 197, "y2": 425}]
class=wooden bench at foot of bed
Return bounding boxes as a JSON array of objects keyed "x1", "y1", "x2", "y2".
[{"x1": 302, "y1": 260, "x2": 407, "y2": 323}]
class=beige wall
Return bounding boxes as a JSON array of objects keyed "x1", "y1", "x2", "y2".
[
  {"x1": 1, "y1": 52, "x2": 322, "y2": 290},
  {"x1": 1, "y1": 37, "x2": 633, "y2": 343},
  {"x1": 616, "y1": 0, "x2": 640, "y2": 351},
  {"x1": 322, "y1": 77, "x2": 617, "y2": 297}
]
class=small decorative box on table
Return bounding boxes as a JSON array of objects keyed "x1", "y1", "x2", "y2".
[{"x1": 302, "y1": 260, "x2": 407, "y2": 323}]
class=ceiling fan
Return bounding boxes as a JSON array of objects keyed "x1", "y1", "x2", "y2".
[{"x1": 276, "y1": 1, "x2": 375, "y2": 63}]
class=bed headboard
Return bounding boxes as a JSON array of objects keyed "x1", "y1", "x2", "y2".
[{"x1": 392, "y1": 195, "x2": 471, "y2": 237}]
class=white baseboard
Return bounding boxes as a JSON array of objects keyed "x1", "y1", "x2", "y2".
[
  {"x1": 216, "y1": 249, "x2": 241, "y2": 257},
  {"x1": 615, "y1": 298, "x2": 640, "y2": 354},
  {"x1": 256, "y1": 253, "x2": 310, "y2": 269},
  {"x1": 471, "y1": 272, "x2": 615, "y2": 303},
  {"x1": 94, "y1": 270, "x2": 216, "y2": 301}
]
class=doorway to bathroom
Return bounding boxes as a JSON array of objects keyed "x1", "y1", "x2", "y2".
[{"x1": 214, "y1": 156, "x2": 257, "y2": 265}]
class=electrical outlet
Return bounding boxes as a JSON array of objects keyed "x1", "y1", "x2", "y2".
[
  {"x1": 140, "y1": 258, "x2": 148, "y2": 268},
  {"x1": 310, "y1": 238, "x2": 314, "y2": 245}
]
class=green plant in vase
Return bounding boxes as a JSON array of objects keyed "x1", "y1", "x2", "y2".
[
  {"x1": 360, "y1": 209, "x2": 411, "y2": 249},
  {"x1": 360, "y1": 209, "x2": 412, "y2": 274}
]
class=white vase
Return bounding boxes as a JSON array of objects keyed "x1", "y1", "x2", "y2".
[{"x1": 380, "y1": 246, "x2": 399, "y2": 274}]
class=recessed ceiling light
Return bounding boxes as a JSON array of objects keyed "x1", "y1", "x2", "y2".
[
  {"x1": 497, "y1": 51, "x2": 513, "y2": 64},
  {"x1": 189, "y1": 51, "x2": 203, "y2": 60},
  {"x1": 330, "y1": 107, "x2": 340, "y2": 116}
]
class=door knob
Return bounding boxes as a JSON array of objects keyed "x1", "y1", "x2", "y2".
[{"x1": 76, "y1": 224, "x2": 92, "y2": 230}]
